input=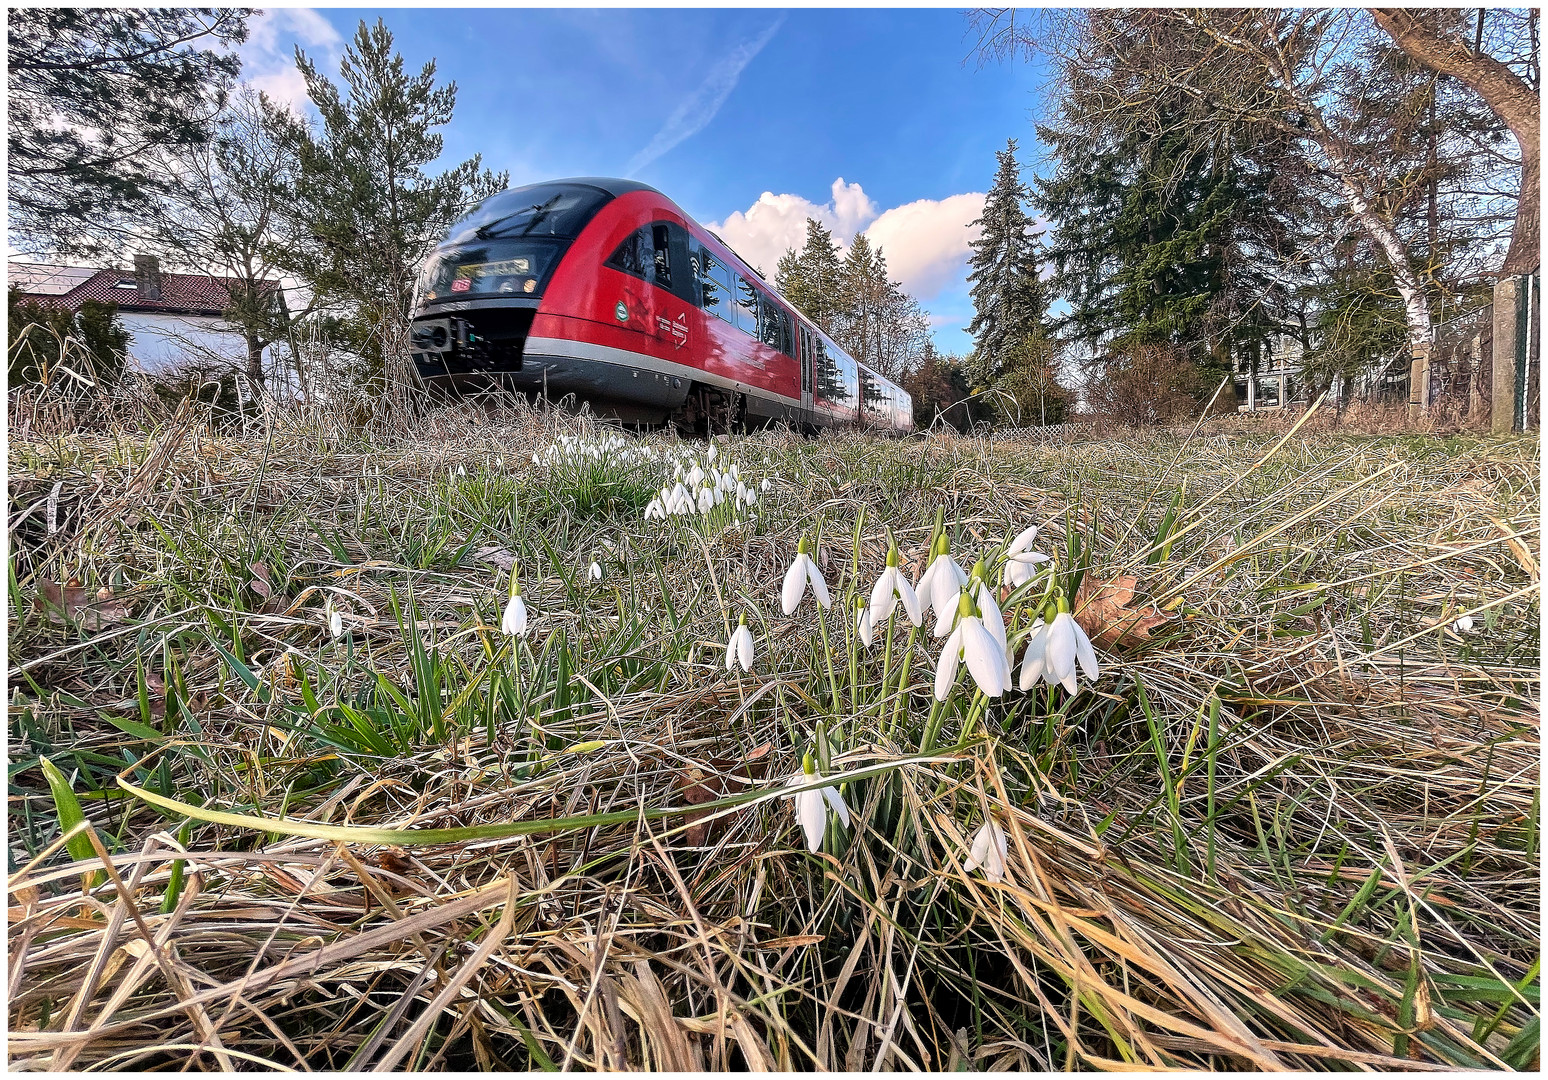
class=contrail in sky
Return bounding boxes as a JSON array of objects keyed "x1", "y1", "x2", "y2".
[{"x1": 626, "y1": 15, "x2": 785, "y2": 175}]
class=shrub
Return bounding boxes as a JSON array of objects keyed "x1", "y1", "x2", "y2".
[{"x1": 1087, "y1": 342, "x2": 1208, "y2": 427}]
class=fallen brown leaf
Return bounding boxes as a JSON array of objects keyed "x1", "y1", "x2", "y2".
[
  {"x1": 34, "y1": 581, "x2": 134, "y2": 630},
  {"x1": 1073, "y1": 574, "x2": 1168, "y2": 650},
  {"x1": 677, "y1": 742, "x2": 772, "y2": 846}
]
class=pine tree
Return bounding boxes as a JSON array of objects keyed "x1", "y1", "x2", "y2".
[
  {"x1": 7, "y1": 7, "x2": 251, "y2": 256},
  {"x1": 965, "y1": 139, "x2": 1046, "y2": 389},
  {"x1": 270, "y1": 19, "x2": 506, "y2": 394}
]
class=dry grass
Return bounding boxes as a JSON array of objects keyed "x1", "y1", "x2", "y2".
[{"x1": 6, "y1": 398, "x2": 1539, "y2": 1071}]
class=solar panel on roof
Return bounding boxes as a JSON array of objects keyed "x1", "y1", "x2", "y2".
[{"x1": 6, "y1": 263, "x2": 98, "y2": 296}]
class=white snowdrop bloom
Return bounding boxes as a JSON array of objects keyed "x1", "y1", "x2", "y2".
[
  {"x1": 760, "y1": 478, "x2": 770, "y2": 492},
  {"x1": 730, "y1": 463, "x2": 740, "y2": 479},
  {"x1": 1453, "y1": 615, "x2": 1475, "y2": 633},
  {"x1": 589, "y1": 562, "x2": 603, "y2": 581},
  {"x1": 456, "y1": 465, "x2": 466, "y2": 477},
  {"x1": 856, "y1": 599, "x2": 874, "y2": 647},
  {"x1": 325, "y1": 599, "x2": 344, "y2": 639},
  {"x1": 1044, "y1": 605, "x2": 1099, "y2": 694},
  {"x1": 1018, "y1": 619, "x2": 1048, "y2": 691},
  {"x1": 970, "y1": 573, "x2": 1009, "y2": 658},
  {"x1": 783, "y1": 754, "x2": 850, "y2": 853},
  {"x1": 713, "y1": 485, "x2": 725, "y2": 506},
  {"x1": 670, "y1": 482, "x2": 692, "y2": 514},
  {"x1": 644, "y1": 498, "x2": 664, "y2": 520},
  {"x1": 918, "y1": 535, "x2": 968, "y2": 633},
  {"x1": 674, "y1": 463, "x2": 684, "y2": 480},
  {"x1": 963, "y1": 820, "x2": 1009, "y2": 883},
  {"x1": 726, "y1": 614, "x2": 756, "y2": 672},
  {"x1": 736, "y1": 480, "x2": 750, "y2": 504},
  {"x1": 500, "y1": 584, "x2": 529, "y2": 638},
  {"x1": 697, "y1": 485, "x2": 715, "y2": 514},
  {"x1": 935, "y1": 595, "x2": 1011, "y2": 701},
  {"x1": 707, "y1": 443, "x2": 717, "y2": 463},
  {"x1": 686, "y1": 465, "x2": 704, "y2": 487},
  {"x1": 781, "y1": 537, "x2": 831, "y2": 614},
  {"x1": 1002, "y1": 524, "x2": 1051, "y2": 589},
  {"x1": 496, "y1": 457, "x2": 504, "y2": 468},
  {"x1": 869, "y1": 546, "x2": 923, "y2": 627}
]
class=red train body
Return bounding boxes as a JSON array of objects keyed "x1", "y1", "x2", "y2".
[{"x1": 409, "y1": 178, "x2": 913, "y2": 434}]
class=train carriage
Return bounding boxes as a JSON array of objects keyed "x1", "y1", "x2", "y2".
[{"x1": 409, "y1": 177, "x2": 913, "y2": 434}]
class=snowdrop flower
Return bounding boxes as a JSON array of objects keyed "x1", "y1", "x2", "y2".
[
  {"x1": 1453, "y1": 615, "x2": 1475, "y2": 633},
  {"x1": 781, "y1": 536, "x2": 831, "y2": 614},
  {"x1": 963, "y1": 820, "x2": 1009, "y2": 883},
  {"x1": 918, "y1": 533, "x2": 969, "y2": 635},
  {"x1": 696, "y1": 484, "x2": 715, "y2": 514},
  {"x1": 588, "y1": 561, "x2": 603, "y2": 581},
  {"x1": 495, "y1": 456, "x2": 504, "y2": 469},
  {"x1": 1018, "y1": 619, "x2": 1048, "y2": 691},
  {"x1": 501, "y1": 574, "x2": 529, "y2": 638},
  {"x1": 456, "y1": 464, "x2": 466, "y2": 477},
  {"x1": 784, "y1": 753, "x2": 850, "y2": 853},
  {"x1": 760, "y1": 478, "x2": 770, "y2": 492},
  {"x1": 935, "y1": 593, "x2": 1011, "y2": 701},
  {"x1": 726, "y1": 613, "x2": 755, "y2": 672},
  {"x1": 644, "y1": 498, "x2": 664, "y2": 520},
  {"x1": 1002, "y1": 524, "x2": 1051, "y2": 589},
  {"x1": 969, "y1": 565, "x2": 1009, "y2": 658},
  {"x1": 1043, "y1": 598, "x2": 1099, "y2": 694},
  {"x1": 869, "y1": 544, "x2": 923, "y2": 627},
  {"x1": 686, "y1": 465, "x2": 704, "y2": 487},
  {"x1": 707, "y1": 443, "x2": 717, "y2": 463},
  {"x1": 325, "y1": 598, "x2": 344, "y2": 639},
  {"x1": 670, "y1": 482, "x2": 691, "y2": 514},
  {"x1": 855, "y1": 596, "x2": 874, "y2": 647}
]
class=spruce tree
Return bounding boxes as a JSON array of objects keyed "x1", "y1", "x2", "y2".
[
  {"x1": 775, "y1": 218, "x2": 847, "y2": 336},
  {"x1": 965, "y1": 139, "x2": 1045, "y2": 389}
]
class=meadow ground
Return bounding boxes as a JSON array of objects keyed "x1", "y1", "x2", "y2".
[{"x1": 6, "y1": 403, "x2": 1540, "y2": 1071}]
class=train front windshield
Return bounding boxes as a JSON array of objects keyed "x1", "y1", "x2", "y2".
[{"x1": 416, "y1": 184, "x2": 612, "y2": 306}]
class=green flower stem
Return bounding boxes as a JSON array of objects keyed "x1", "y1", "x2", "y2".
[
  {"x1": 887, "y1": 623, "x2": 922, "y2": 740},
  {"x1": 816, "y1": 604, "x2": 842, "y2": 719},
  {"x1": 878, "y1": 610, "x2": 897, "y2": 719}
]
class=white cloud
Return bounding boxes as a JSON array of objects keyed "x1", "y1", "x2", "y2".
[
  {"x1": 707, "y1": 179, "x2": 985, "y2": 302},
  {"x1": 627, "y1": 16, "x2": 784, "y2": 175},
  {"x1": 238, "y1": 8, "x2": 343, "y2": 114},
  {"x1": 864, "y1": 193, "x2": 986, "y2": 300}
]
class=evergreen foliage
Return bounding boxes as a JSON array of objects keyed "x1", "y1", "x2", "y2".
[
  {"x1": 269, "y1": 19, "x2": 507, "y2": 386},
  {"x1": 965, "y1": 139, "x2": 1046, "y2": 389},
  {"x1": 8, "y1": 290, "x2": 130, "y2": 388},
  {"x1": 775, "y1": 218, "x2": 847, "y2": 336},
  {"x1": 6, "y1": 7, "x2": 250, "y2": 256}
]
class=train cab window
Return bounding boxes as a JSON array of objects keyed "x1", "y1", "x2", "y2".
[
  {"x1": 608, "y1": 221, "x2": 695, "y2": 304},
  {"x1": 606, "y1": 229, "x2": 650, "y2": 278},
  {"x1": 651, "y1": 225, "x2": 673, "y2": 290},
  {"x1": 733, "y1": 276, "x2": 759, "y2": 337}
]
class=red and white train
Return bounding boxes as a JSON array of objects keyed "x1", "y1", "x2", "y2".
[{"x1": 409, "y1": 178, "x2": 913, "y2": 434}]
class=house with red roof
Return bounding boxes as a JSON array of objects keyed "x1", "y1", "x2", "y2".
[{"x1": 8, "y1": 256, "x2": 285, "y2": 375}]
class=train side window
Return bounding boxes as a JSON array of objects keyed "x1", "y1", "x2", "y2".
[
  {"x1": 799, "y1": 327, "x2": 814, "y2": 396},
  {"x1": 756, "y1": 293, "x2": 784, "y2": 351},
  {"x1": 699, "y1": 249, "x2": 731, "y2": 322},
  {"x1": 606, "y1": 228, "x2": 650, "y2": 279},
  {"x1": 734, "y1": 276, "x2": 759, "y2": 337}
]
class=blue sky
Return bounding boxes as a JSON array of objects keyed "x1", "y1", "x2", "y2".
[{"x1": 242, "y1": 6, "x2": 1055, "y2": 352}]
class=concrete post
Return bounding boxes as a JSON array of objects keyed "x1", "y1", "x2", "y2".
[
  {"x1": 1408, "y1": 342, "x2": 1432, "y2": 417},
  {"x1": 1492, "y1": 277, "x2": 1520, "y2": 434}
]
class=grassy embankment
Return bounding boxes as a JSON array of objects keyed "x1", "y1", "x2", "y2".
[{"x1": 7, "y1": 405, "x2": 1540, "y2": 1070}]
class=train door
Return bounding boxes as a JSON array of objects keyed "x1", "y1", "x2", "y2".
[{"x1": 799, "y1": 324, "x2": 815, "y2": 418}]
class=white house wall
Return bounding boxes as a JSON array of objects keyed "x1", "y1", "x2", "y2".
[{"x1": 119, "y1": 312, "x2": 255, "y2": 374}]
